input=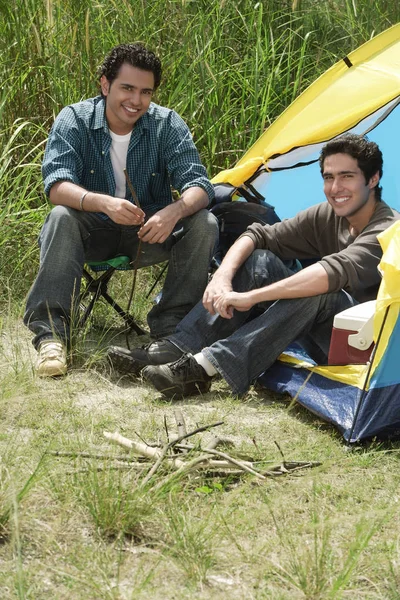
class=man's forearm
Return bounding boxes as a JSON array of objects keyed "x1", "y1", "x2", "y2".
[
  {"x1": 250, "y1": 262, "x2": 330, "y2": 304},
  {"x1": 216, "y1": 234, "x2": 255, "y2": 281},
  {"x1": 49, "y1": 181, "x2": 144, "y2": 225},
  {"x1": 49, "y1": 181, "x2": 106, "y2": 212},
  {"x1": 212, "y1": 261, "x2": 331, "y2": 318},
  {"x1": 169, "y1": 186, "x2": 210, "y2": 220}
]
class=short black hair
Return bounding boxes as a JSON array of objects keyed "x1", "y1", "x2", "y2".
[
  {"x1": 99, "y1": 43, "x2": 162, "y2": 90},
  {"x1": 319, "y1": 133, "x2": 383, "y2": 201}
]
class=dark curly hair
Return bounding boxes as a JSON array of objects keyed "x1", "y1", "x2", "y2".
[
  {"x1": 99, "y1": 43, "x2": 162, "y2": 90},
  {"x1": 319, "y1": 133, "x2": 383, "y2": 201}
]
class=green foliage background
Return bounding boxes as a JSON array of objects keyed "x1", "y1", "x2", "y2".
[{"x1": 1, "y1": 0, "x2": 399, "y2": 302}]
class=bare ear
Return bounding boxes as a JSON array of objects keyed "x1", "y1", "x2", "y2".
[
  {"x1": 368, "y1": 172, "x2": 380, "y2": 189},
  {"x1": 100, "y1": 75, "x2": 110, "y2": 96}
]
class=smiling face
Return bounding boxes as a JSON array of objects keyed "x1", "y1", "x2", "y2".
[
  {"x1": 322, "y1": 152, "x2": 379, "y2": 230},
  {"x1": 100, "y1": 63, "x2": 155, "y2": 135}
]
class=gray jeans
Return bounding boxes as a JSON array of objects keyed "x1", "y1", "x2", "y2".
[
  {"x1": 168, "y1": 250, "x2": 356, "y2": 395},
  {"x1": 24, "y1": 206, "x2": 218, "y2": 348}
]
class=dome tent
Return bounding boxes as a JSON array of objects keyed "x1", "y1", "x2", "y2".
[{"x1": 212, "y1": 24, "x2": 400, "y2": 442}]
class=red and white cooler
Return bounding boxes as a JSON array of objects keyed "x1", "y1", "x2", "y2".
[{"x1": 328, "y1": 300, "x2": 376, "y2": 365}]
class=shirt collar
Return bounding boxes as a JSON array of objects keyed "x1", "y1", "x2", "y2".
[
  {"x1": 93, "y1": 96, "x2": 107, "y2": 131},
  {"x1": 92, "y1": 96, "x2": 152, "y2": 133},
  {"x1": 135, "y1": 107, "x2": 151, "y2": 131}
]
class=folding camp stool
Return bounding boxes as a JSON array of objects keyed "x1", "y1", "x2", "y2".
[{"x1": 78, "y1": 255, "x2": 147, "y2": 336}]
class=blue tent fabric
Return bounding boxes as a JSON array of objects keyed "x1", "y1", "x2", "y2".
[
  {"x1": 353, "y1": 385, "x2": 400, "y2": 442},
  {"x1": 247, "y1": 97, "x2": 400, "y2": 220},
  {"x1": 259, "y1": 354, "x2": 400, "y2": 443},
  {"x1": 259, "y1": 363, "x2": 360, "y2": 438},
  {"x1": 370, "y1": 312, "x2": 400, "y2": 389}
]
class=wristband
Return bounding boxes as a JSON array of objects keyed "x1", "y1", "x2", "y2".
[{"x1": 79, "y1": 191, "x2": 89, "y2": 211}]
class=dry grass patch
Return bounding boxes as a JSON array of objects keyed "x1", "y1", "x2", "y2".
[{"x1": 1, "y1": 318, "x2": 400, "y2": 598}]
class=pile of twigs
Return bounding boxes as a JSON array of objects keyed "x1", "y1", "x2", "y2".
[
  {"x1": 100, "y1": 409, "x2": 321, "y2": 485},
  {"x1": 49, "y1": 409, "x2": 321, "y2": 484}
]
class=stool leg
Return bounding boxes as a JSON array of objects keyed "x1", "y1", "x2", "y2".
[
  {"x1": 78, "y1": 268, "x2": 115, "y2": 327},
  {"x1": 78, "y1": 269, "x2": 102, "y2": 327},
  {"x1": 101, "y1": 290, "x2": 147, "y2": 335},
  {"x1": 79, "y1": 267, "x2": 147, "y2": 335}
]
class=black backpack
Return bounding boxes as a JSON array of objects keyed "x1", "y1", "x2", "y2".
[{"x1": 210, "y1": 183, "x2": 281, "y2": 268}]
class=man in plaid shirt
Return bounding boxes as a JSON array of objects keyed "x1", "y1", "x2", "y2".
[{"x1": 24, "y1": 43, "x2": 217, "y2": 377}]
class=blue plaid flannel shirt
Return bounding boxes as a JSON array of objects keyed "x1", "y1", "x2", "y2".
[{"x1": 42, "y1": 96, "x2": 214, "y2": 214}]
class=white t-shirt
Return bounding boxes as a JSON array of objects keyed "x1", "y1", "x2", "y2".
[{"x1": 109, "y1": 130, "x2": 131, "y2": 198}]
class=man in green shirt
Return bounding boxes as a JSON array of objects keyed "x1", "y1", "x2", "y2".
[{"x1": 24, "y1": 43, "x2": 218, "y2": 377}]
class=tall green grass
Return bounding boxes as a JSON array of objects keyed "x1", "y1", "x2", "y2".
[{"x1": 1, "y1": 0, "x2": 399, "y2": 301}]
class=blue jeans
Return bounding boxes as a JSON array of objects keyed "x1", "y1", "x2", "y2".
[
  {"x1": 168, "y1": 250, "x2": 356, "y2": 395},
  {"x1": 24, "y1": 206, "x2": 218, "y2": 348}
]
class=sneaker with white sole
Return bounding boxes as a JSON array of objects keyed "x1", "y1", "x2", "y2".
[{"x1": 35, "y1": 340, "x2": 67, "y2": 377}]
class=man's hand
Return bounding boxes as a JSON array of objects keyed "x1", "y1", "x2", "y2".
[
  {"x1": 212, "y1": 291, "x2": 255, "y2": 319},
  {"x1": 138, "y1": 205, "x2": 180, "y2": 244},
  {"x1": 203, "y1": 235, "x2": 256, "y2": 315},
  {"x1": 203, "y1": 272, "x2": 233, "y2": 315},
  {"x1": 102, "y1": 197, "x2": 145, "y2": 226}
]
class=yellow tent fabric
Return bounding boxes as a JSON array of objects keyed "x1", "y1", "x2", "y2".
[
  {"x1": 277, "y1": 352, "x2": 370, "y2": 388},
  {"x1": 372, "y1": 222, "x2": 400, "y2": 368},
  {"x1": 213, "y1": 23, "x2": 400, "y2": 187}
]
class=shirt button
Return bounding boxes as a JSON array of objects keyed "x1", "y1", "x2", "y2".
[
  {"x1": 152, "y1": 173, "x2": 156, "y2": 176},
  {"x1": 90, "y1": 170, "x2": 94, "y2": 174},
  {"x1": 102, "y1": 151, "x2": 104, "y2": 155}
]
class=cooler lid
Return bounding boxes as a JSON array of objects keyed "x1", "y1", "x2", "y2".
[{"x1": 333, "y1": 300, "x2": 376, "y2": 331}]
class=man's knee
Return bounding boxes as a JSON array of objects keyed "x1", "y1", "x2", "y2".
[
  {"x1": 47, "y1": 204, "x2": 77, "y2": 223},
  {"x1": 38, "y1": 206, "x2": 90, "y2": 263},
  {"x1": 184, "y1": 209, "x2": 219, "y2": 242},
  {"x1": 240, "y1": 250, "x2": 294, "y2": 288},
  {"x1": 41, "y1": 205, "x2": 78, "y2": 238},
  {"x1": 41, "y1": 205, "x2": 91, "y2": 243}
]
